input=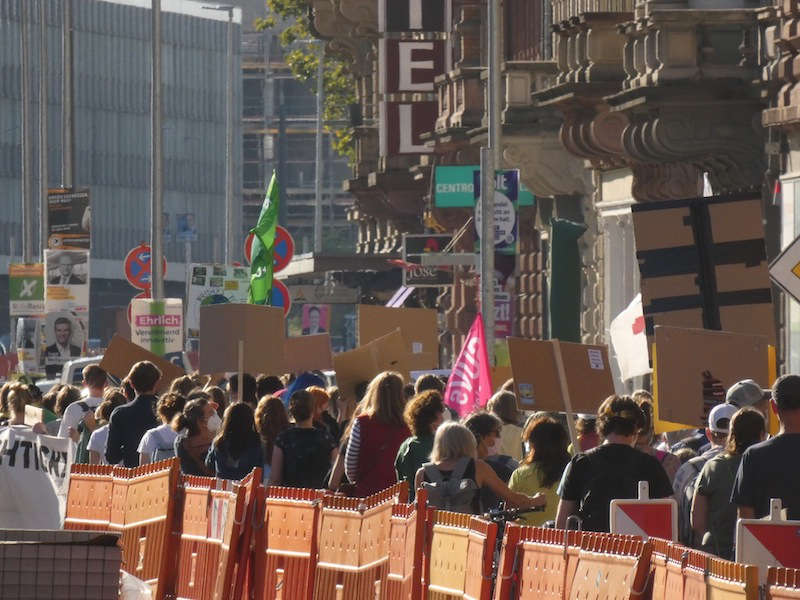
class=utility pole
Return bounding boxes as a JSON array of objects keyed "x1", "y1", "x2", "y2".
[
  {"x1": 20, "y1": 0, "x2": 34, "y2": 263},
  {"x1": 39, "y1": 0, "x2": 49, "y2": 259},
  {"x1": 61, "y1": 0, "x2": 74, "y2": 189},
  {"x1": 224, "y1": 10, "x2": 235, "y2": 264},
  {"x1": 151, "y1": 0, "x2": 164, "y2": 300},
  {"x1": 480, "y1": 0, "x2": 502, "y2": 364},
  {"x1": 313, "y1": 42, "x2": 324, "y2": 254}
]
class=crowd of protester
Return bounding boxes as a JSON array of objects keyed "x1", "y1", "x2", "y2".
[{"x1": 1, "y1": 359, "x2": 799, "y2": 564}]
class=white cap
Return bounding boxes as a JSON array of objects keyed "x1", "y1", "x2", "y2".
[{"x1": 708, "y1": 403, "x2": 738, "y2": 434}]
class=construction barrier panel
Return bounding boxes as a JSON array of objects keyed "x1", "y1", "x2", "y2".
[
  {"x1": 312, "y1": 482, "x2": 406, "y2": 599},
  {"x1": 494, "y1": 525, "x2": 570, "y2": 600},
  {"x1": 64, "y1": 464, "x2": 115, "y2": 531},
  {"x1": 768, "y1": 567, "x2": 800, "y2": 600},
  {"x1": 253, "y1": 486, "x2": 325, "y2": 600},
  {"x1": 462, "y1": 516, "x2": 498, "y2": 600},
  {"x1": 707, "y1": 556, "x2": 759, "y2": 600},
  {"x1": 568, "y1": 532, "x2": 652, "y2": 600},
  {"x1": 610, "y1": 481, "x2": 678, "y2": 541},
  {"x1": 650, "y1": 537, "x2": 671, "y2": 600},
  {"x1": 386, "y1": 489, "x2": 427, "y2": 600}
]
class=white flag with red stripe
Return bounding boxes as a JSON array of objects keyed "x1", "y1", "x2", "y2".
[
  {"x1": 444, "y1": 313, "x2": 492, "y2": 417},
  {"x1": 609, "y1": 293, "x2": 652, "y2": 381}
]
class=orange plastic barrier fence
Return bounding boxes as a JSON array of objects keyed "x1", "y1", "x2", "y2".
[
  {"x1": 768, "y1": 567, "x2": 800, "y2": 600},
  {"x1": 463, "y1": 516, "x2": 498, "y2": 600},
  {"x1": 312, "y1": 482, "x2": 406, "y2": 599},
  {"x1": 651, "y1": 537, "x2": 671, "y2": 600},
  {"x1": 64, "y1": 463, "x2": 115, "y2": 531},
  {"x1": 252, "y1": 486, "x2": 325, "y2": 600},
  {"x1": 568, "y1": 532, "x2": 652, "y2": 600},
  {"x1": 707, "y1": 556, "x2": 759, "y2": 600},
  {"x1": 683, "y1": 547, "x2": 709, "y2": 600},
  {"x1": 386, "y1": 489, "x2": 427, "y2": 600},
  {"x1": 494, "y1": 526, "x2": 571, "y2": 600},
  {"x1": 175, "y1": 475, "x2": 228, "y2": 600}
]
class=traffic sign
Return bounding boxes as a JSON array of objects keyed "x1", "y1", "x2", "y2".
[
  {"x1": 243, "y1": 227, "x2": 294, "y2": 272},
  {"x1": 124, "y1": 244, "x2": 167, "y2": 290},
  {"x1": 770, "y1": 236, "x2": 800, "y2": 304},
  {"x1": 609, "y1": 481, "x2": 678, "y2": 541},
  {"x1": 402, "y1": 233, "x2": 455, "y2": 287},
  {"x1": 127, "y1": 289, "x2": 150, "y2": 324},
  {"x1": 273, "y1": 226, "x2": 294, "y2": 273},
  {"x1": 271, "y1": 280, "x2": 292, "y2": 316}
]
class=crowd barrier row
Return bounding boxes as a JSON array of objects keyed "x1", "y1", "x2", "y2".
[{"x1": 64, "y1": 460, "x2": 800, "y2": 600}]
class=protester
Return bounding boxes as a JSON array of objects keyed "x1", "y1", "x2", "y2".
[
  {"x1": 282, "y1": 372, "x2": 326, "y2": 407},
  {"x1": 254, "y1": 395, "x2": 290, "y2": 483},
  {"x1": 464, "y1": 411, "x2": 519, "y2": 510},
  {"x1": 206, "y1": 402, "x2": 263, "y2": 480},
  {"x1": 487, "y1": 390, "x2": 523, "y2": 461},
  {"x1": 39, "y1": 385, "x2": 62, "y2": 435},
  {"x1": 138, "y1": 392, "x2": 187, "y2": 465},
  {"x1": 173, "y1": 391, "x2": 218, "y2": 476},
  {"x1": 691, "y1": 407, "x2": 766, "y2": 559},
  {"x1": 308, "y1": 385, "x2": 340, "y2": 442},
  {"x1": 732, "y1": 374, "x2": 800, "y2": 520},
  {"x1": 326, "y1": 386, "x2": 354, "y2": 435},
  {"x1": 228, "y1": 373, "x2": 258, "y2": 407},
  {"x1": 673, "y1": 402, "x2": 736, "y2": 545},
  {"x1": 345, "y1": 372, "x2": 411, "y2": 497},
  {"x1": 169, "y1": 375, "x2": 197, "y2": 398},
  {"x1": 59, "y1": 366, "x2": 107, "y2": 458},
  {"x1": 54, "y1": 385, "x2": 82, "y2": 429},
  {"x1": 106, "y1": 361, "x2": 162, "y2": 468},
  {"x1": 726, "y1": 379, "x2": 771, "y2": 422},
  {"x1": 256, "y1": 374, "x2": 283, "y2": 398},
  {"x1": 571, "y1": 414, "x2": 600, "y2": 454},
  {"x1": 633, "y1": 392, "x2": 681, "y2": 483},
  {"x1": 87, "y1": 388, "x2": 128, "y2": 465},
  {"x1": 2, "y1": 383, "x2": 46, "y2": 433},
  {"x1": 415, "y1": 422, "x2": 546, "y2": 514},
  {"x1": 556, "y1": 395, "x2": 673, "y2": 532},
  {"x1": 509, "y1": 417, "x2": 571, "y2": 526},
  {"x1": 395, "y1": 390, "x2": 446, "y2": 500},
  {"x1": 271, "y1": 389, "x2": 337, "y2": 488},
  {"x1": 327, "y1": 401, "x2": 366, "y2": 493},
  {"x1": 414, "y1": 373, "x2": 445, "y2": 395}
]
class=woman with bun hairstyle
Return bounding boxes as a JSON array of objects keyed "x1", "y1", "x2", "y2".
[
  {"x1": 555, "y1": 395, "x2": 673, "y2": 532},
  {"x1": 172, "y1": 391, "x2": 218, "y2": 476}
]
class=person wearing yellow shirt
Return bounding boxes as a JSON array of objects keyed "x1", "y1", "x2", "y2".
[{"x1": 508, "y1": 416, "x2": 571, "y2": 526}]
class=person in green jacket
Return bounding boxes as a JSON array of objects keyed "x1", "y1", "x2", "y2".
[{"x1": 395, "y1": 389, "x2": 446, "y2": 500}]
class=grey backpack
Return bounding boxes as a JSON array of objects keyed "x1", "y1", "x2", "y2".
[
  {"x1": 152, "y1": 428, "x2": 176, "y2": 463},
  {"x1": 421, "y1": 457, "x2": 479, "y2": 514}
]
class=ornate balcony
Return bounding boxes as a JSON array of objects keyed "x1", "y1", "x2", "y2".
[{"x1": 762, "y1": 0, "x2": 800, "y2": 129}]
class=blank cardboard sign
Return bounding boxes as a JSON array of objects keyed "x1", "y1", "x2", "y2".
[
  {"x1": 199, "y1": 304, "x2": 285, "y2": 375},
  {"x1": 334, "y1": 328, "x2": 410, "y2": 402},
  {"x1": 358, "y1": 305, "x2": 439, "y2": 370},
  {"x1": 654, "y1": 326, "x2": 769, "y2": 428},
  {"x1": 508, "y1": 337, "x2": 615, "y2": 414},
  {"x1": 100, "y1": 334, "x2": 185, "y2": 392},
  {"x1": 284, "y1": 334, "x2": 334, "y2": 373}
]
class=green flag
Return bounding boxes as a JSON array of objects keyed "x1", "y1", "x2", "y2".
[{"x1": 248, "y1": 171, "x2": 280, "y2": 305}]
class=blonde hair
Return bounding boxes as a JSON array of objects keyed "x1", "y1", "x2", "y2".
[
  {"x1": 431, "y1": 422, "x2": 477, "y2": 463},
  {"x1": 361, "y1": 371, "x2": 406, "y2": 427}
]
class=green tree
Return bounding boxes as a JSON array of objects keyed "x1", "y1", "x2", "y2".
[{"x1": 256, "y1": 2, "x2": 356, "y2": 163}]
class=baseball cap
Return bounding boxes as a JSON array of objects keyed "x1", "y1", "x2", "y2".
[
  {"x1": 708, "y1": 403, "x2": 737, "y2": 434},
  {"x1": 726, "y1": 379, "x2": 768, "y2": 408}
]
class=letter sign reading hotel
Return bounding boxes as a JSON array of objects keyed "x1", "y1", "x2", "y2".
[{"x1": 379, "y1": 0, "x2": 449, "y2": 156}]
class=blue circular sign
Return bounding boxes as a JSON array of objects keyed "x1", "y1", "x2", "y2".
[{"x1": 270, "y1": 280, "x2": 292, "y2": 316}]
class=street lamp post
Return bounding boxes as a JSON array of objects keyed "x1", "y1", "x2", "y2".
[
  {"x1": 313, "y1": 42, "x2": 324, "y2": 255},
  {"x1": 151, "y1": 0, "x2": 164, "y2": 300}
]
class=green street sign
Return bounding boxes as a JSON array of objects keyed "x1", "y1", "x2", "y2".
[{"x1": 434, "y1": 165, "x2": 535, "y2": 208}]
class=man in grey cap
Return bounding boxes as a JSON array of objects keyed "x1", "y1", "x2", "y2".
[{"x1": 726, "y1": 379, "x2": 771, "y2": 422}]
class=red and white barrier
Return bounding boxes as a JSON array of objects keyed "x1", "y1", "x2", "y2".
[
  {"x1": 736, "y1": 498, "x2": 800, "y2": 581},
  {"x1": 610, "y1": 481, "x2": 678, "y2": 541}
]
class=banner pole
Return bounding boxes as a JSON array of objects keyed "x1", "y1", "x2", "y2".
[{"x1": 552, "y1": 339, "x2": 579, "y2": 451}]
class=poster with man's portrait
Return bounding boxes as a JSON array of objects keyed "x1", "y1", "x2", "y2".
[
  {"x1": 45, "y1": 249, "x2": 89, "y2": 312},
  {"x1": 302, "y1": 304, "x2": 330, "y2": 336},
  {"x1": 43, "y1": 311, "x2": 86, "y2": 376},
  {"x1": 47, "y1": 188, "x2": 90, "y2": 249}
]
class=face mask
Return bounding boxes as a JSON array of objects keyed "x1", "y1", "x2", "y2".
[
  {"x1": 207, "y1": 413, "x2": 222, "y2": 433},
  {"x1": 486, "y1": 440, "x2": 499, "y2": 456}
]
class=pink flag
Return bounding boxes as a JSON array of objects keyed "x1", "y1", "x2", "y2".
[{"x1": 444, "y1": 313, "x2": 493, "y2": 417}]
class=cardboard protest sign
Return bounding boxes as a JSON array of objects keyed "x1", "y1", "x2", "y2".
[
  {"x1": 507, "y1": 337, "x2": 615, "y2": 414},
  {"x1": 358, "y1": 305, "x2": 439, "y2": 370},
  {"x1": 333, "y1": 328, "x2": 410, "y2": 401},
  {"x1": 100, "y1": 334, "x2": 185, "y2": 392},
  {"x1": 284, "y1": 334, "x2": 334, "y2": 374},
  {"x1": 631, "y1": 193, "x2": 774, "y2": 347},
  {"x1": 0, "y1": 426, "x2": 74, "y2": 529},
  {"x1": 199, "y1": 304, "x2": 285, "y2": 375},
  {"x1": 653, "y1": 326, "x2": 769, "y2": 429}
]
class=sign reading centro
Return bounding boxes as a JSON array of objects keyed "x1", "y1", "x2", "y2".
[{"x1": 434, "y1": 165, "x2": 535, "y2": 208}]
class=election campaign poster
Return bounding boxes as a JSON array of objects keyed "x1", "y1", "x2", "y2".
[
  {"x1": 0, "y1": 425, "x2": 74, "y2": 529},
  {"x1": 42, "y1": 311, "x2": 86, "y2": 376},
  {"x1": 130, "y1": 298, "x2": 184, "y2": 356},
  {"x1": 186, "y1": 264, "x2": 250, "y2": 338},
  {"x1": 14, "y1": 317, "x2": 42, "y2": 373},
  {"x1": 45, "y1": 249, "x2": 90, "y2": 312},
  {"x1": 301, "y1": 304, "x2": 330, "y2": 336},
  {"x1": 9, "y1": 263, "x2": 45, "y2": 316},
  {"x1": 47, "y1": 188, "x2": 90, "y2": 250}
]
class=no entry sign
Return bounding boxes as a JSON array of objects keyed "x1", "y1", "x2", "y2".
[{"x1": 124, "y1": 244, "x2": 167, "y2": 290}]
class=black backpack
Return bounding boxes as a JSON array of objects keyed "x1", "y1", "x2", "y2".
[
  {"x1": 421, "y1": 458, "x2": 480, "y2": 514},
  {"x1": 577, "y1": 449, "x2": 642, "y2": 532}
]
